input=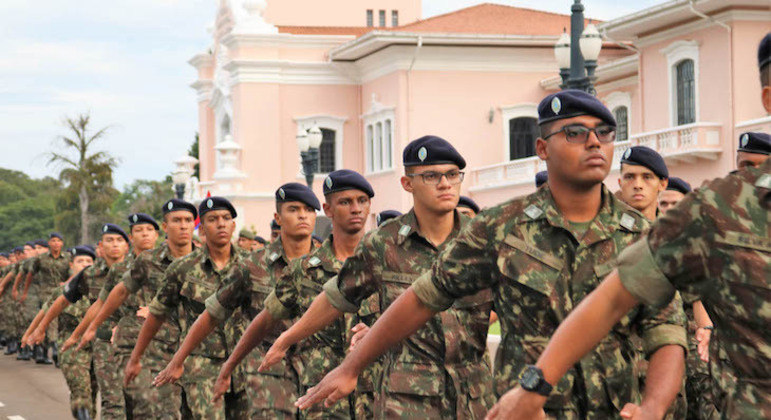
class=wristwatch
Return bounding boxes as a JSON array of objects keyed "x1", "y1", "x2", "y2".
[{"x1": 519, "y1": 365, "x2": 553, "y2": 396}]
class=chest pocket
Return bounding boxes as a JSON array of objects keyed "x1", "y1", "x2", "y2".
[
  {"x1": 249, "y1": 283, "x2": 274, "y2": 312},
  {"x1": 179, "y1": 278, "x2": 218, "y2": 305},
  {"x1": 381, "y1": 271, "x2": 418, "y2": 309},
  {"x1": 498, "y1": 234, "x2": 562, "y2": 298}
]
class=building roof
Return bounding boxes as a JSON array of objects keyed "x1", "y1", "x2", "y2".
[{"x1": 277, "y1": 26, "x2": 374, "y2": 36}]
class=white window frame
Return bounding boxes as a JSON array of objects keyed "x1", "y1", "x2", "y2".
[
  {"x1": 362, "y1": 96, "x2": 395, "y2": 175},
  {"x1": 660, "y1": 40, "x2": 699, "y2": 127},
  {"x1": 604, "y1": 91, "x2": 632, "y2": 139},
  {"x1": 500, "y1": 103, "x2": 538, "y2": 162},
  {"x1": 293, "y1": 115, "x2": 346, "y2": 175}
]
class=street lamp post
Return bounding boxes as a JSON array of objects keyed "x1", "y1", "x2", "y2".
[
  {"x1": 172, "y1": 155, "x2": 198, "y2": 200},
  {"x1": 296, "y1": 125, "x2": 323, "y2": 188},
  {"x1": 555, "y1": 0, "x2": 603, "y2": 94}
]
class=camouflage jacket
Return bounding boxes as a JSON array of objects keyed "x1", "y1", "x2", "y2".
[
  {"x1": 264, "y1": 236, "x2": 348, "y2": 387},
  {"x1": 28, "y1": 251, "x2": 70, "y2": 299},
  {"x1": 116, "y1": 242, "x2": 183, "y2": 351},
  {"x1": 413, "y1": 185, "x2": 687, "y2": 415},
  {"x1": 618, "y1": 159, "x2": 771, "y2": 418},
  {"x1": 97, "y1": 253, "x2": 135, "y2": 330},
  {"x1": 18, "y1": 257, "x2": 40, "y2": 296},
  {"x1": 323, "y1": 209, "x2": 495, "y2": 409}
]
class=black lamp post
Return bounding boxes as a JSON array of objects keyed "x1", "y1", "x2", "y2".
[
  {"x1": 555, "y1": 0, "x2": 603, "y2": 95},
  {"x1": 172, "y1": 155, "x2": 198, "y2": 200},
  {"x1": 296, "y1": 125, "x2": 323, "y2": 188}
]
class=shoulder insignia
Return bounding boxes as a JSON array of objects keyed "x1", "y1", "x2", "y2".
[
  {"x1": 308, "y1": 256, "x2": 321, "y2": 267},
  {"x1": 620, "y1": 213, "x2": 636, "y2": 230},
  {"x1": 755, "y1": 173, "x2": 771, "y2": 189},
  {"x1": 524, "y1": 204, "x2": 543, "y2": 220},
  {"x1": 398, "y1": 225, "x2": 411, "y2": 237}
]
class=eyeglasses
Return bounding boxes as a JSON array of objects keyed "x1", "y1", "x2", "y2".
[
  {"x1": 543, "y1": 124, "x2": 616, "y2": 144},
  {"x1": 406, "y1": 170, "x2": 465, "y2": 185}
]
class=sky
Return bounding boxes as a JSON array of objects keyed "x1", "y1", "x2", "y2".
[{"x1": 0, "y1": 0, "x2": 665, "y2": 188}]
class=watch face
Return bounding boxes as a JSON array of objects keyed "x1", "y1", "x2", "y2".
[{"x1": 520, "y1": 368, "x2": 539, "y2": 389}]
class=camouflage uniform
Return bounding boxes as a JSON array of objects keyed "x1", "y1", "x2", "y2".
[
  {"x1": 27, "y1": 251, "x2": 70, "y2": 342},
  {"x1": 116, "y1": 243, "x2": 186, "y2": 419},
  {"x1": 5, "y1": 263, "x2": 26, "y2": 342},
  {"x1": 680, "y1": 294, "x2": 718, "y2": 420},
  {"x1": 346, "y1": 295, "x2": 381, "y2": 419},
  {"x1": 148, "y1": 245, "x2": 248, "y2": 420},
  {"x1": 65, "y1": 257, "x2": 128, "y2": 420},
  {"x1": 0, "y1": 264, "x2": 13, "y2": 338},
  {"x1": 18, "y1": 257, "x2": 42, "y2": 337},
  {"x1": 412, "y1": 185, "x2": 688, "y2": 419},
  {"x1": 616, "y1": 160, "x2": 771, "y2": 418},
  {"x1": 206, "y1": 238, "x2": 305, "y2": 419},
  {"x1": 323, "y1": 210, "x2": 495, "y2": 419},
  {"x1": 263, "y1": 236, "x2": 354, "y2": 419}
]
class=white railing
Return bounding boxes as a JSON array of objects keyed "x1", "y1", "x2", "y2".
[
  {"x1": 735, "y1": 116, "x2": 771, "y2": 135},
  {"x1": 470, "y1": 122, "x2": 722, "y2": 191}
]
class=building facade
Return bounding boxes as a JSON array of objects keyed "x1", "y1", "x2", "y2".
[{"x1": 190, "y1": 0, "x2": 770, "y2": 236}]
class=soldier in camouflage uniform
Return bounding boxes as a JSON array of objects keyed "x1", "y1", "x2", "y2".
[
  {"x1": 2, "y1": 243, "x2": 35, "y2": 358},
  {"x1": 278, "y1": 136, "x2": 495, "y2": 419},
  {"x1": 298, "y1": 92, "x2": 688, "y2": 420},
  {"x1": 210, "y1": 170, "x2": 373, "y2": 420},
  {"x1": 155, "y1": 186, "x2": 319, "y2": 418},
  {"x1": 0, "y1": 248, "x2": 22, "y2": 354},
  {"x1": 11, "y1": 241, "x2": 46, "y2": 360},
  {"x1": 147, "y1": 197, "x2": 249, "y2": 419},
  {"x1": 0, "y1": 252, "x2": 12, "y2": 347}
]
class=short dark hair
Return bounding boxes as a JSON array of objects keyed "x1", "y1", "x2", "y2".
[
  {"x1": 539, "y1": 121, "x2": 556, "y2": 139},
  {"x1": 761, "y1": 63, "x2": 769, "y2": 88}
]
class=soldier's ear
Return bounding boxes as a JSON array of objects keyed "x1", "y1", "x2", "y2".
[
  {"x1": 400, "y1": 175, "x2": 414, "y2": 193},
  {"x1": 535, "y1": 137, "x2": 549, "y2": 161}
]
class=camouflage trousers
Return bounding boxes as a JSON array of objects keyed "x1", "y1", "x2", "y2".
[
  {"x1": 354, "y1": 391, "x2": 375, "y2": 420},
  {"x1": 93, "y1": 339, "x2": 127, "y2": 420},
  {"x1": 114, "y1": 346, "x2": 182, "y2": 419},
  {"x1": 176, "y1": 354, "x2": 250, "y2": 420},
  {"x1": 299, "y1": 385, "x2": 351, "y2": 420},
  {"x1": 243, "y1": 363, "x2": 299, "y2": 419},
  {"x1": 685, "y1": 334, "x2": 718, "y2": 420},
  {"x1": 57, "y1": 335, "x2": 97, "y2": 418}
]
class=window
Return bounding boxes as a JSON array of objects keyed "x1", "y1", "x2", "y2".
[
  {"x1": 379, "y1": 10, "x2": 386, "y2": 27},
  {"x1": 614, "y1": 106, "x2": 628, "y2": 141},
  {"x1": 366, "y1": 125, "x2": 374, "y2": 172},
  {"x1": 365, "y1": 119, "x2": 393, "y2": 172},
  {"x1": 392, "y1": 10, "x2": 399, "y2": 27},
  {"x1": 676, "y1": 59, "x2": 695, "y2": 125},
  {"x1": 366, "y1": 10, "x2": 373, "y2": 27},
  {"x1": 508, "y1": 117, "x2": 538, "y2": 160},
  {"x1": 319, "y1": 128, "x2": 336, "y2": 173}
]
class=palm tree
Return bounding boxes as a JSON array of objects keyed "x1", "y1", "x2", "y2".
[{"x1": 47, "y1": 113, "x2": 119, "y2": 243}]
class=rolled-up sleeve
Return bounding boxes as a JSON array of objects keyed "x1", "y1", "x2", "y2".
[
  {"x1": 412, "y1": 272, "x2": 454, "y2": 312},
  {"x1": 323, "y1": 276, "x2": 360, "y2": 313}
]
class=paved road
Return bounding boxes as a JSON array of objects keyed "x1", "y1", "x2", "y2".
[{"x1": 0, "y1": 351, "x2": 72, "y2": 419}]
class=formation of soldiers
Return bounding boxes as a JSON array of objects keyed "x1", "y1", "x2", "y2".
[{"x1": 0, "y1": 33, "x2": 768, "y2": 420}]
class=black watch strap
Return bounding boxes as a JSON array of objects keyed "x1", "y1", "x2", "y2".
[{"x1": 519, "y1": 365, "x2": 553, "y2": 397}]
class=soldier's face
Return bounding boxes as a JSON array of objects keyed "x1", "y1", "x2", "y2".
[
  {"x1": 276, "y1": 201, "x2": 317, "y2": 240},
  {"x1": 201, "y1": 210, "x2": 236, "y2": 248},
  {"x1": 10, "y1": 254, "x2": 18, "y2": 263},
  {"x1": 237, "y1": 237, "x2": 254, "y2": 249},
  {"x1": 618, "y1": 165, "x2": 667, "y2": 214},
  {"x1": 658, "y1": 190, "x2": 685, "y2": 214},
  {"x1": 101, "y1": 234, "x2": 128, "y2": 261},
  {"x1": 48, "y1": 237, "x2": 63, "y2": 253},
  {"x1": 70, "y1": 256, "x2": 94, "y2": 274},
  {"x1": 402, "y1": 164, "x2": 461, "y2": 214},
  {"x1": 736, "y1": 151, "x2": 768, "y2": 170},
  {"x1": 34, "y1": 245, "x2": 47, "y2": 255},
  {"x1": 324, "y1": 190, "x2": 371, "y2": 235},
  {"x1": 0, "y1": 257, "x2": 7, "y2": 267},
  {"x1": 537, "y1": 116, "x2": 612, "y2": 188},
  {"x1": 130, "y1": 224, "x2": 159, "y2": 253},
  {"x1": 163, "y1": 211, "x2": 195, "y2": 246},
  {"x1": 23, "y1": 245, "x2": 34, "y2": 259},
  {"x1": 252, "y1": 241, "x2": 265, "y2": 251}
]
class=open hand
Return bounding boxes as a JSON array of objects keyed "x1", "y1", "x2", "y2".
[
  {"x1": 212, "y1": 370, "x2": 231, "y2": 402},
  {"x1": 153, "y1": 361, "x2": 184, "y2": 387},
  {"x1": 485, "y1": 387, "x2": 547, "y2": 420},
  {"x1": 349, "y1": 323, "x2": 370, "y2": 351},
  {"x1": 295, "y1": 365, "x2": 357, "y2": 410},
  {"x1": 124, "y1": 358, "x2": 142, "y2": 386},
  {"x1": 78, "y1": 328, "x2": 97, "y2": 351},
  {"x1": 259, "y1": 339, "x2": 288, "y2": 372}
]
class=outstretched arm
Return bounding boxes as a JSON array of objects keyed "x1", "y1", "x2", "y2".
[
  {"x1": 78, "y1": 282, "x2": 130, "y2": 349},
  {"x1": 62, "y1": 299, "x2": 103, "y2": 351},
  {"x1": 125, "y1": 313, "x2": 165, "y2": 386},
  {"x1": 31, "y1": 295, "x2": 71, "y2": 345},
  {"x1": 153, "y1": 310, "x2": 219, "y2": 386}
]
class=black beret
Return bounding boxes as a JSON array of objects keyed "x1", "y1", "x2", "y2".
[
  {"x1": 49, "y1": 232, "x2": 63, "y2": 240},
  {"x1": 620, "y1": 146, "x2": 668, "y2": 179},
  {"x1": 25, "y1": 241, "x2": 36, "y2": 248},
  {"x1": 323, "y1": 169, "x2": 375, "y2": 198},
  {"x1": 199, "y1": 196, "x2": 237, "y2": 218},
  {"x1": 666, "y1": 177, "x2": 692, "y2": 195},
  {"x1": 72, "y1": 245, "x2": 96, "y2": 260},
  {"x1": 163, "y1": 199, "x2": 198, "y2": 219},
  {"x1": 0, "y1": 252, "x2": 8, "y2": 258},
  {"x1": 376, "y1": 210, "x2": 402, "y2": 227},
  {"x1": 403, "y1": 135, "x2": 466, "y2": 169},
  {"x1": 101, "y1": 223, "x2": 130, "y2": 243},
  {"x1": 738, "y1": 132, "x2": 770, "y2": 155},
  {"x1": 270, "y1": 220, "x2": 280, "y2": 230},
  {"x1": 35, "y1": 239, "x2": 49, "y2": 248},
  {"x1": 538, "y1": 89, "x2": 616, "y2": 127},
  {"x1": 13, "y1": 247, "x2": 24, "y2": 253},
  {"x1": 128, "y1": 213, "x2": 159, "y2": 230},
  {"x1": 535, "y1": 171, "x2": 548, "y2": 188},
  {"x1": 759, "y1": 32, "x2": 770, "y2": 69},
  {"x1": 276, "y1": 183, "x2": 320, "y2": 210},
  {"x1": 254, "y1": 236, "x2": 267, "y2": 245},
  {"x1": 457, "y1": 196, "x2": 480, "y2": 214}
]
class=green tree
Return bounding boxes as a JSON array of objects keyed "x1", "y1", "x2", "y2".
[
  {"x1": 188, "y1": 132, "x2": 200, "y2": 179},
  {"x1": 47, "y1": 113, "x2": 120, "y2": 244},
  {"x1": 111, "y1": 176, "x2": 174, "y2": 223},
  {"x1": 0, "y1": 168, "x2": 60, "y2": 250}
]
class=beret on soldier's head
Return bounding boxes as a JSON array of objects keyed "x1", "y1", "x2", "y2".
[
  {"x1": 199, "y1": 196, "x2": 237, "y2": 218},
  {"x1": 535, "y1": 171, "x2": 548, "y2": 188},
  {"x1": 323, "y1": 169, "x2": 374, "y2": 198},
  {"x1": 25, "y1": 241, "x2": 36, "y2": 248},
  {"x1": 239, "y1": 228, "x2": 255, "y2": 239},
  {"x1": 127, "y1": 213, "x2": 159, "y2": 230},
  {"x1": 72, "y1": 245, "x2": 96, "y2": 260},
  {"x1": 163, "y1": 199, "x2": 198, "y2": 219},
  {"x1": 737, "y1": 132, "x2": 770, "y2": 155},
  {"x1": 457, "y1": 196, "x2": 480, "y2": 214},
  {"x1": 101, "y1": 223, "x2": 129, "y2": 243},
  {"x1": 376, "y1": 210, "x2": 402, "y2": 227},
  {"x1": 35, "y1": 239, "x2": 49, "y2": 248},
  {"x1": 759, "y1": 32, "x2": 770, "y2": 69},
  {"x1": 403, "y1": 135, "x2": 466, "y2": 169},
  {"x1": 13, "y1": 247, "x2": 24, "y2": 253},
  {"x1": 270, "y1": 219, "x2": 280, "y2": 230},
  {"x1": 275, "y1": 183, "x2": 320, "y2": 211},
  {"x1": 538, "y1": 89, "x2": 616, "y2": 127},
  {"x1": 666, "y1": 177, "x2": 692, "y2": 195},
  {"x1": 254, "y1": 236, "x2": 267, "y2": 245},
  {"x1": 620, "y1": 146, "x2": 669, "y2": 179},
  {"x1": 49, "y1": 232, "x2": 63, "y2": 240}
]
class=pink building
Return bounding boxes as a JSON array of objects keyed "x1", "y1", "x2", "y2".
[{"x1": 190, "y1": 0, "x2": 770, "y2": 237}]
